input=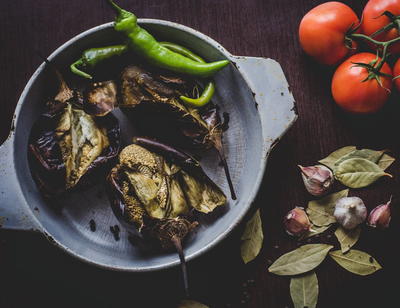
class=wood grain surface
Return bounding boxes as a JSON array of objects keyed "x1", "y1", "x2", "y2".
[{"x1": 1, "y1": 1, "x2": 399, "y2": 307}]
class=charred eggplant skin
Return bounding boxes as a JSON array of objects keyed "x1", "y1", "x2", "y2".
[
  {"x1": 28, "y1": 102, "x2": 120, "y2": 197},
  {"x1": 107, "y1": 167, "x2": 142, "y2": 237},
  {"x1": 84, "y1": 64, "x2": 236, "y2": 199},
  {"x1": 107, "y1": 138, "x2": 226, "y2": 239},
  {"x1": 84, "y1": 80, "x2": 119, "y2": 117}
]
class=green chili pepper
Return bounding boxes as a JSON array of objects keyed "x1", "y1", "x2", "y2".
[
  {"x1": 179, "y1": 82, "x2": 215, "y2": 107},
  {"x1": 159, "y1": 41, "x2": 215, "y2": 108},
  {"x1": 70, "y1": 44, "x2": 128, "y2": 79},
  {"x1": 108, "y1": 0, "x2": 229, "y2": 78},
  {"x1": 159, "y1": 42, "x2": 205, "y2": 63}
]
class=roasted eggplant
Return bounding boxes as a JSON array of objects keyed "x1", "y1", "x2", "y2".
[
  {"x1": 28, "y1": 70, "x2": 120, "y2": 196},
  {"x1": 107, "y1": 137, "x2": 226, "y2": 296},
  {"x1": 84, "y1": 65, "x2": 236, "y2": 199}
]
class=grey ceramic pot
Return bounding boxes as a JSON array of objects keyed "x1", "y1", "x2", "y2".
[{"x1": 0, "y1": 20, "x2": 296, "y2": 271}]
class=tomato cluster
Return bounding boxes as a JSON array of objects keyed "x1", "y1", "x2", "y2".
[{"x1": 299, "y1": 0, "x2": 400, "y2": 114}]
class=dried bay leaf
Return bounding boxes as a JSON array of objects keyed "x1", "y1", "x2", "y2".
[
  {"x1": 300, "y1": 224, "x2": 332, "y2": 240},
  {"x1": 268, "y1": 244, "x2": 333, "y2": 276},
  {"x1": 241, "y1": 209, "x2": 264, "y2": 264},
  {"x1": 333, "y1": 149, "x2": 395, "y2": 172},
  {"x1": 329, "y1": 250, "x2": 382, "y2": 275},
  {"x1": 290, "y1": 271, "x2": 319, "y2": 308},
  {"x1": 333, "y1": 149, "x2": 384, "y2": 169},
  {"x1": 334, "y1": 226, "x2": 361, "y2": 253},
  {"x1": 319, "y1": 146, "x2": 356, "y2": 170},
  {"x1": 178, "y1": 300, "x2": 209, "y2": 308},
  {"x1": 306, "y1": 189, "x2": 348, "y2": 226},
  {"x1": 377, "y1": 153, "x2": 395, "y2": 170},
  {"x1": 306, "y1": 208, "x2": 337, "y2": 227},
  {"x1": 335, "y1": 158, "x2": 392, "y2": 188}
]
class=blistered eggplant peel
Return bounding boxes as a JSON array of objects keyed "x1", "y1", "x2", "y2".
[
  {"x1": 57, "y1": 104, "x2": 111, "y2": 188},
  {"x1": 108, "y1": 139, "x2": 226, "y2": 297},
  {"x1": 28, "y1": 71, "x2": 120, "y2": 196},
  {"x1": 108, "y1": 140, "x2": 226, "y2": 235},
  {"x1": 86, "y1": 65, "x2": 236, "y2": 199},
  {"x1": 119, "y1": 66, "x2": 211, "y2": 146},
  {"x1": 85, "y1": 80, "x2": 118, "y2": 116}
]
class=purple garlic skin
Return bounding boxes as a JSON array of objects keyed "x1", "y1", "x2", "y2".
[
  {"x1": 367, "y1": 198, "x2": 392, "y2": 229},
  {"x1": 284, "y1": 207, "x2": 311, "y2": 236},
  {"x1": 299, "y1": 165, "x2": 334, "y2": 196},
  {"x1": 334, "y1": 197, "x2": 367, "y2": 230}
]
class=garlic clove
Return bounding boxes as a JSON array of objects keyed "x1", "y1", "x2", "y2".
[
  {"x1": 334, "y1": 197, "x2": 367, "y2": 230},
  {"x1": 299, "y1": 165, "x2": 334, "y2": 197},
  {"x1": 367, "y1": 197, "x2": 392, "y2": 229},
  {"x1": 284, "y1": 207, "x2": 311, "y2": 236}
]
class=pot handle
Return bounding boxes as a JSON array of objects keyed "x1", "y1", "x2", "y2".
[
  {"x1": 232, "y1": 56, "x2": 297, "y2": 154},
  {"x1": 0, "y1": 135, "x2": 38, "y2": 231}
]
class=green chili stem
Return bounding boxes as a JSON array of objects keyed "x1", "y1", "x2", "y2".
[
  {"x1": 70, "y1": 59, "x2": 93, "y2": 79},
  {"x1": 108, "y1": 0, "x2": 123, "y2": 14}
]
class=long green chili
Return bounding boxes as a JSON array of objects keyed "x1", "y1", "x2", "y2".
[
  {"x1": 159, "y1": 41, "x2": 216, "y2": 108},
  {"x1": 108, "y1": 0, "x2": 229, "y2": 78},
  {"x1": 70, "y1": 45, "x2": 128, "y2": 79}
]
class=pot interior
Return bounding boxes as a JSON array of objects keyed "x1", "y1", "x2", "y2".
[{"x1": 14, "y1": 21, "x2": 263, "y2": 270}]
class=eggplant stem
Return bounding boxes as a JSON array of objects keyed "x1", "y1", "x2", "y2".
[
  {"x1": 215, "y1": 143, "x2": 237, "y2": 200},
  {"x1": 133, "y1": 136, "x2": 199, "y2": 167},
  {"x1": 34, "y1": 50, "x2": 73, "y2": 104},
  {"x1": 171, "y1": 235, "x2": 190, "y2": 298}
]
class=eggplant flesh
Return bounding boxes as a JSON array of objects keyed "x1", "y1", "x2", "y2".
[
  {"x1": 28, "y1": 75, "x2": 120, "y2": 196},
  {"x1": 108, "y1": 140, "x2": 227, "y2": 243},
  {"x1": 57, "y1": 104, "x2": 111, "y2": 188}
]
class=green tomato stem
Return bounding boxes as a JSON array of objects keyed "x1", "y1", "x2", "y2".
[{"x1": 350, "y1": 34, "x2": 400, "y2": 72}]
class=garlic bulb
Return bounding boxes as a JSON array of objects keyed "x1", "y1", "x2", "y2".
[
  {"x1": 283, "y1": 207, "x2": 311, "y2": 236},
  {"x1": 299, "y1": 165, "x2": 334, "y2": 196},
  {"x1": 334, "y1": 197, "x2": 367, "y2": 230}
]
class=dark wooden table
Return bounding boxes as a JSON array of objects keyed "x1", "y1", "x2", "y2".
[{"x1": 1, "y1": 1, "x2": 399, "y2": 307}]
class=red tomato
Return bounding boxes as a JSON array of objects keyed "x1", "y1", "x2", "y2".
[
  {"x1": 394, "y1": 58, "x2": 400, "y2": 91},
  {"x1": 331, "y1": 53, "x2": 393, "y2": 114},
  {"x1": 361, "y1": 0, "x2": 400, "y2": 54},
  {"x1": 299, "y1": 2, "x2": 359, "y2": 65}
]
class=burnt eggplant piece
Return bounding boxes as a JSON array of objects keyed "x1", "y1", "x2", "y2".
[
  {"x1": 28, "y1": 71, "x2": 120, "y2": 197},
  {"x1": 107, "y1": 138, "x2": 226, "y2": 297},
  {"x1": 83, "y1": 66, "x2": 236, "y2": 199},
  {"x1": 86, "y1": 65, "x2": 236, "y2": 199},
  {"x1": 84, "y1": 80, "x2": 118, "y2": 116}
]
